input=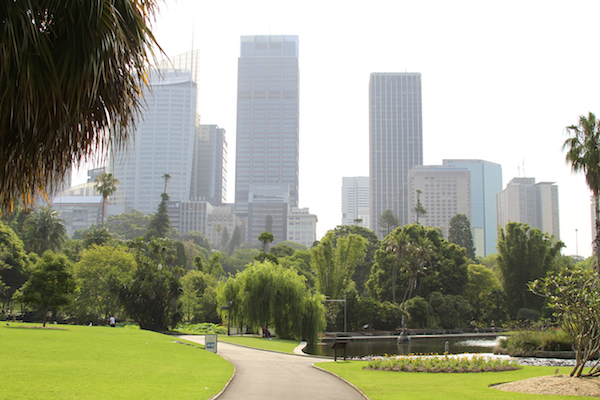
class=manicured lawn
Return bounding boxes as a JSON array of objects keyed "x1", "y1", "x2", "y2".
[
  {"x1": 317, "y1": 361, "x2": 579, "y2": 399},
  {"x1": 217, "y1": 334, "x2": 301, "y2": 354},
  {"x1": 1, "y1": 323, "x2": 233, "y2": 399}
]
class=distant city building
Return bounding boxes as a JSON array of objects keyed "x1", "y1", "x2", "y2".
[
  {"x1": 443, "y1": 159, "x2": 503, "y2": 257},
  {"x1": 86, "y1": 167, "x2": 106, "y2": 184},
  {"x1": 341, "y1": 177, "x2": 370, "y2": 228},
  {"x1": 408, "y1": 166, "x2": 471, "y2": 238},
  {"x1": 496, "y1": 177, "x2": 560, "y2": 239},
  {"x1": 369, "y1": 72, "x2": 423, "y2": 238},
  {"x1": 287, "y1": 207, "x2": 317, "y2": 248},
  {"x1": 190, "y1": 125, "x2": 228, "y2": 205},
  {"x1": 234, "y1": 35, "x2": 300, "y2": 220},
  {"x1": 247, "y1": 183, "x2": 290, "y2": 245},
  {"x1": 207, "y1": 205, "x2": 245, "y2": 248},
  {"x1": 51, "y1": 196, "x2": 102, "y2": 237},
  {"x1": 166, "y1": 200, "x2": 213, "y2": 234},
  {"x1": 110, "y1": 52, "x2": 199, "y2": 214}
]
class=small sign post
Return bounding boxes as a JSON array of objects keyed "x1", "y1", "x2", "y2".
[{"x1": 205, "y1": 334, "x2": 217, "y2": 353}]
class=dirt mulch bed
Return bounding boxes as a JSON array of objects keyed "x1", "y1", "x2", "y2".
[{"x1": 492, "y1": 375, "x2": 600, "y2": 397}]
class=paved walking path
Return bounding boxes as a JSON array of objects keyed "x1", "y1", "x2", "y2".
[{"x1": 177, "y1": 335, "x2": 367, "y2": 400}]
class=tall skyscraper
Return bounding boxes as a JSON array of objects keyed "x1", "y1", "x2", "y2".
[
  {"x1": 443, "y1": 159, "x2": 503, "y2": 257},
  {"x1": 496, "y1": 177, "x2": 560, "y2": 239},
  {"x1": 234, "y1": 35, "x2": 300, "y2": 213},
  {"x1": 111, "y1": 69, "x2": 197, "y2": 213},
  {"x1": 190, "y1": 124, "x2": 228, "y2": 205},
  {"x1": 341, "y1": 177, "x2": 370, "y2": 227},
  {"x1": 369, "y1": 73, "x2": 423, "y2": 237},
  {"x1": 234, "y1": 35, "x2": 299, "y2": 242},
  {"x1": 110, "y1": 51, "x2": 201, "y2": 214}
]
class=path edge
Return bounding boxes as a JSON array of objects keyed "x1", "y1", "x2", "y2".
[{"x1": 312, "y1": 364, "x2": 370, "y2": 400}]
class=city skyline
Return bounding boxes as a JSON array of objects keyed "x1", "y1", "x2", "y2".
[{"x1": 74, "y1": 0, "x2": 600, "y2": 256}]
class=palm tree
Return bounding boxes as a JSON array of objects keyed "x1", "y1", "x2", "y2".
[
  {"x1": 402, "y1": 236, "x2": 435, "y2": 303},
  {"x1": 24, "y1": 207, "x2": 67, "y2": 255},
  {"x1": 0, "y1": 1, "x2": 161, "y2": 212},
  {"x1": 83, "y1": 226, "x2": 112, "y2": 248},
  {"x1": 94, "y1": 173, "x2": 120, "y2": 226},
  {"x1": 162, "y1": 173, "x2": 171, "y2": 194},
  {"x1": 564, "y1": 112, "x2": 600, "y2": 273},
  {"x1": 383, "y1": 230, "x2": 411, "y2": 304}
]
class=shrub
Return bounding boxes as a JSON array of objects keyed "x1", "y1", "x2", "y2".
[{"x1": 365, "y1": 354, "x2": 520, "y2": 373}]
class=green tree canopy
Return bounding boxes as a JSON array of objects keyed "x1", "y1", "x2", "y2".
[
  {"x1": 333, "y1": 225, "x2": 380, "y2": 294},
  {"x1": 311, "y1": 231, "x2": 367, "y2": 299},
  {"x1": 0, "y1": 1, "x2": 160, "y2": 211},
  {"x1": 14, "y1": 252, "x2": 76, "y2": 326},
  {"x1": 496, "y1": 222, "x2": 564, "y2": 317},
  {"x1": 146, "y1": 193, "x2": 172, "y2": 239},
  {"x1": 24, "y1": 207, "x2": 66, "y2": 255},
  {"x1": 462, "y1": 264, "x2": 501, "y2": 322},
  {"x1": 257, "y1": 231, "x2": 274, "y2": 262},
  {"x1": 378, "y1": 209, "x2": 400, "y2": 237},
  {"x1": 0, "y1": 221, "x2": 31, "y2": 308},
  {"x1": 105, "y1": 210, "x2": 150, "y2": 240},
  {"x1": 82, "y1": 226, "x2": 112, "y2": 248},
  {"x1": 367, "y1": 224, "x2": 469, "y2": 305},
  {"x1": 216, "y1": 261, "x2": 325, "y2": 343},
  {"x1": 412, "y1": 189, "x2": 427, "y2": 224},
  {"x1": 448, "y1": 214, "x2": 475, "y2": 260},
  {"x1": 72, "y1": 244, "x2": 136, "y2": 323},
  {"x1": 180, "y1": 269, "x2": 219, "y2": 323}
]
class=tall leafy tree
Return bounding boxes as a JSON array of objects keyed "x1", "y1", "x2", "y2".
[
  {"x1": 14, "y1": 252, "x2": 76, "y2": 327},
  {"x1": 72, "y1": 244, "x2": 135, "y2": 322},
  {"x1": 82, "y1": 226, "x2": 112, "y2": 248},
  {"x1": 216, "y1": 261, "x2": 325, "y2": 343},
  {"x1": 146, "y1": 193, "x2": 172, "y2": 239},
  {"x1": 496, "y1": 222, "x2": 564, "y2": 317},
  {"x1": 258, "y1": 231, "x2": 274, "y2": 262},
  {"x1": 0, "y1": 221, "x2": 30, "y2": 311},
  {"x1": 0, "y1": 1, "x2": 161, "y2": 211},
  {"x1": 333, "y1": 225, "x2": 380, "y2": 294},
  {"x1": 94, "y1": 173, "x2": 119, "y2": 226},
  {"x1": 227, "y1": 225, "x2": 242, "y2": 255},
  {"x1": 378, "y1": 209, "x2": 400, "y2": 237},
  {"x1": 402, "y1": 235, "x2": 435, "y2": 303},
  {"x1": 448, "y1": 214, "x2": 476, "y2": 259},
  {"x1": 105, "y1": 210, "x2": 150, "y2": 240},
  {"x1": 383, "y1": 230, "x2": 411, "y2": 304},
  {"x1": 180, "y1": 269, "x2": 219, "y2": 323},
  {"x1": 563, "y1": 112, "x2": 600, "y2": 273},
  {"x1": 24, "y1": 207, "x2": 66, "y2": 255},
  {"x1": 412, "y1": 190, "x2": 427, "y2": 224},
  {"x1": 311, "y1": 230, "x2": 366, "y2": 299}
]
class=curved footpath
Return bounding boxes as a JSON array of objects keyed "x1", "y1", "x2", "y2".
[{"x1": 177, "y1": 335, "x2": 367, "y2": 400}]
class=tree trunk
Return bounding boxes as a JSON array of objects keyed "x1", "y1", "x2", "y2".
[{"x1": 594, "y1": 194, "x2": 600, "y2": 274}]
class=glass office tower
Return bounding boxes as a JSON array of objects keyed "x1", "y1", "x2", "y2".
[{"x1": 234, "y1": 35, "x2": 300, "y2": 215}]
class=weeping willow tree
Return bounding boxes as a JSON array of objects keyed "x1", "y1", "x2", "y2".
[
  {"x1": 0, "y1": 1, "x2": 161, "y2": 210},
  {"x1": 216, "y1": 261, "x2": 326, "y2": 344}
]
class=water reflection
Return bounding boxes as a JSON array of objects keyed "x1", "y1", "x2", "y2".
[{"x1": 305, "y1": 336, "x2": 503, "y2": 358}]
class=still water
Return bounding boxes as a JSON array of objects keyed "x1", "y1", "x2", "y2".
[{"x1": 304, "y1": 336, "x2": 503, "y2": 358}]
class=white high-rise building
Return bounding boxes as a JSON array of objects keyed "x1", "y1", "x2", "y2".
[
  {"x1": 369, "y1": 73, "x2": 423, "y2": 238},
  {"x1": 341, "y1": 177, "x2": 369, "y2": 228},
  {"x1": 111, "y1": 68, "x2": 197, "y2": 213}
]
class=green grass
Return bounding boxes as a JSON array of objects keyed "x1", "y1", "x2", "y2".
[
  {"x1": 1, "y1": 323, "x2": 233, "y2": 399},
  {"x1": 317, "y1": 361, "x2": 579, "y2": 399},
  {"x1": 217, "y1": 334, "x2": 301, "y2": 354}
]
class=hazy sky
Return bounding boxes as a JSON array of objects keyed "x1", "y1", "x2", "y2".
[{"x1": 79, "y1": 0, "x2": 600, "y2": 256}]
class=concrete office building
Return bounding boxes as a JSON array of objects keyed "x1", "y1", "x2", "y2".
[
  {"x1": 190, "y1": 125, "x2": 228, "y2": 205},
  {"x1": 496, "y1": 177, "x2": 560, "y2": 239},
  {"x1": 247, "y1": 183, "x2": 290, "y2": 245},
  {"x1": 407, "y1": 166, "x2": 471, "y2": 238},
  {"x1": 287, "y1": 207, "x2": 318, "y2": 248},
  {"x1": 369, "y1": 73, "x2": 423, "y2": 238},
  {"x1": 341, "y1": 177, "x2": 370, "y2": 228},
  {"x1": 207, "y1": 205, "x2": 245, "y2": 248},
  {"x1": 166, "y1": 200, "x2": 213, "y2": 234},
  {"x1": 443, "y1": 159, "x2": 502, "y2": 257},
  {"x1": 234, "y1": 35, "x2": 300, "y2": 217},
  {"x1": 51, "y1": 196, "x2": 103, "y2": 237}
]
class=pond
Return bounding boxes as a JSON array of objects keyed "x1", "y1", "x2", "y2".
[{"x1": 304, "y1": 336, "x2": 504, "y2": 358}]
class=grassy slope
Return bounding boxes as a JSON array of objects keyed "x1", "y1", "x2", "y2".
[
  {"x1": 217, "y1": 334, "x2": 300, "y2": 354},
  {"x1": 1, "y1": 323, "x2": 233, "y2": 400},
  {"x1": 318, "y1": 361, "x2": 580, "y2": 400}
]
